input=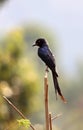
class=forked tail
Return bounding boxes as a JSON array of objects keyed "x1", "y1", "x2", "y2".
[{"x1": 52, "y1": 70, "x2": 67, "y2": 103}]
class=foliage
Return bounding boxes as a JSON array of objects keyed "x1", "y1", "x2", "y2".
[
  {"x1": 0, "y1": 28, "x2": 40, "y2": 129},
  {"x1": 0, "y1": 25, "x2": 83, "y2": 130},
  {"x1": 17, "y1": 119, "x2": 31, "y2": 129}
]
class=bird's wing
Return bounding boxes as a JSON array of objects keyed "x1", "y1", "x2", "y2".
[
  {"x1": 47, "y1": 48, "x2": 58, "y2": 77},
  {"x1": 38, "y1": 46, "x2": 55, "y2": 69},
  {"x1": 48, "y1": 48, "x2": 55, "y2": 64},
  {"x1": 38, "y1": 46, "x2": 58, "y2": 77}
]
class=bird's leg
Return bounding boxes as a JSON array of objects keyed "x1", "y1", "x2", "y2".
[{"x1": 45, "y1": 66, "x2": 49, "y2": 72}]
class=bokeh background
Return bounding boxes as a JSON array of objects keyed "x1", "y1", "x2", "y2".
[{"x1": 0, "y1": 0, "x2": 83, "y2": 130}]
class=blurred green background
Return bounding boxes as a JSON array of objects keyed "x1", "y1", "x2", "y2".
[{"x1": 0, "y1": 0, "x2": 83, "y2": 130}]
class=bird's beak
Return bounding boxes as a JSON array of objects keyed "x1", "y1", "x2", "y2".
[{"x1": 32, "y1": 42, "x2": 36, "y2": 47}]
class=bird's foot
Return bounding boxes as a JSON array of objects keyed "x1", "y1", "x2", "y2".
[{"x1": 45, "y1": 66, "x2": 49, "y2": 72}]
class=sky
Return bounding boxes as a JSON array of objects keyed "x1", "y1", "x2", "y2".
[{"x1": 0, "y1": 0, "x2": 83, "y2": 75}]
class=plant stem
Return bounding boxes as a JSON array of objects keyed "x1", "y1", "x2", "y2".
[
  {"x1": 3, "y1": 96, "x2": 36, "y2": 130},
  {"x1": 52, "y1": 113, "x2": 62, "y2": 121},
  {"x1": 44, "y1": 69, "x2": 49, "y2": 130},
  {"x1": 49, "y1": 112, "x2": 52, "y2": 130}
]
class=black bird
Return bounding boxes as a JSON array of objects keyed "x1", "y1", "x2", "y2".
[{"x1": 33, "y1": 38, "x2": 66, "y2": 103}]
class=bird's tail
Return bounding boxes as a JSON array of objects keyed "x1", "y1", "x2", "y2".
[{"x1": 52, "y1": 70, "x2": 67, "y2": 103}]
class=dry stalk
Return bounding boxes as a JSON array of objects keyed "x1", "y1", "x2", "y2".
[
  {"x1": 3, "y1": 96, "x2": 36, "y2": 130},
  {"x1": 44, "y1": 69, "x2": 49, "y2": 130},
  {"x1": 52, "y1": 113, "x2": 62, "y2": 121},
  {"x1": 49, "y1": 112, "x2": 52, "y2": 130}
]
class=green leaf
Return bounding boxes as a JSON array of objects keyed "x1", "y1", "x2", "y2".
[{"x1": 17, "y1": 119, "x2": 31, "y2": 128}]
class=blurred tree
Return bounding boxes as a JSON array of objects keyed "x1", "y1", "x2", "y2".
[
  {"x1": 0, "y1": 25, "x2": 57, "y2": 130},
  {"x1": 0, "y1": 0, "x2": 8, "y2": 6},
  {"x1": 0, "y1": 28, "x2": 40, "y2": 129},
  {"x1": 0, "y1": 24, "x2": 83, "y2": 130}
]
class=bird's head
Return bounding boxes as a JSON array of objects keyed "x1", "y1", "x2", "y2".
[{"x1": 32, "y1": 38, "x2": 47, "y2": 47}]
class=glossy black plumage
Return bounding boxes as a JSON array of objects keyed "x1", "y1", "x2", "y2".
[{"x1": 33, "y1": 38, "x2": 66, "y2": 103}]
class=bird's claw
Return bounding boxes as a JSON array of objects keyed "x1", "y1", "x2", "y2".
[{"x1": 45, "y1": 66, "x2": 49, "y2": 72}]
